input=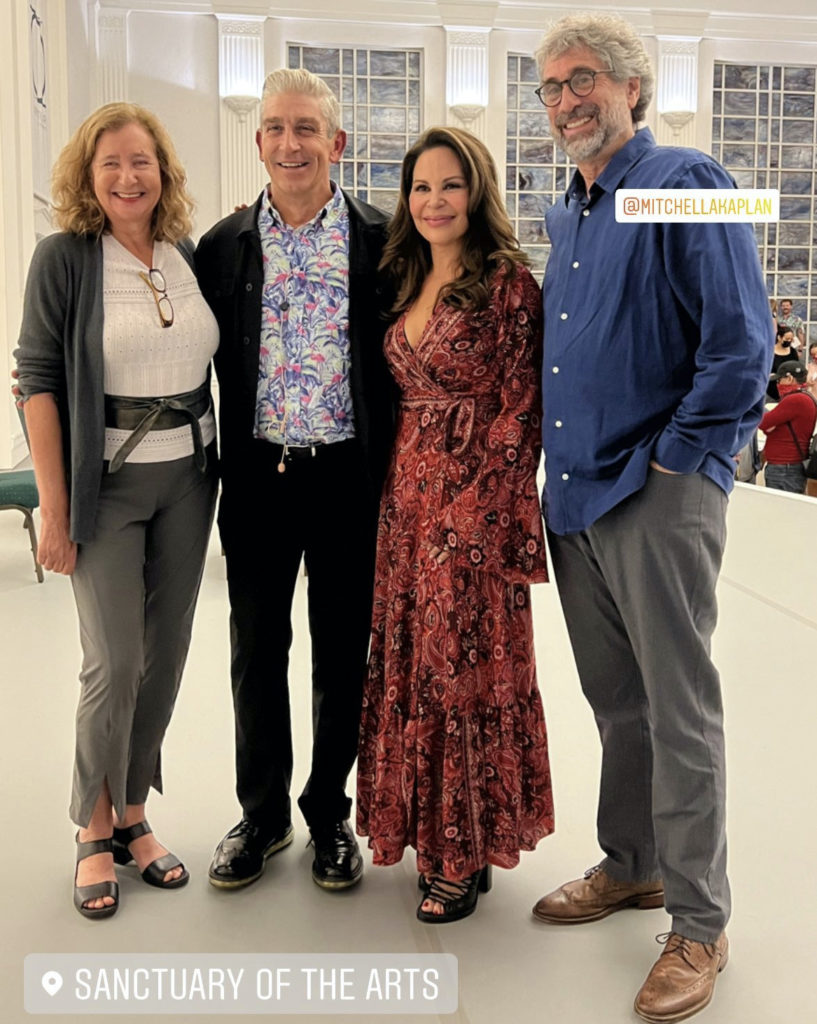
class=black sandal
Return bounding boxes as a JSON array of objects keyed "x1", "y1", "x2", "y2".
[
  {"x1": 112, "y1": 821, "x2": 189, "y2": 889},
  {"x1": 74, "y1": 833, "x2": 119, "y2": 919},
  {"x1": 416, "y1": 865, "x2": 492, "y2": 924}
]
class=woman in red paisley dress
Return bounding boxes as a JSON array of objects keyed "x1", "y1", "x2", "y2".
[{"x1": 356, "y1": 126, "x2": 554, "y2": 923}]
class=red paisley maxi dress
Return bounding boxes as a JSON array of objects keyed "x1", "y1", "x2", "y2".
[{"x1": 356, "y1": 264, "x2": 554, "y2": 882}]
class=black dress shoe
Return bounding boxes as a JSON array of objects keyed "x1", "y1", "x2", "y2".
[
  {"x1": 309, "y1": 820, "x2": 363, "y2": 890},
  {"x1": 208, "y1": 819, "x2": 293, "y2": 889}
]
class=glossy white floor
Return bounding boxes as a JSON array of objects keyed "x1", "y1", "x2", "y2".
[{"x1": 1, "y1": 484, "x2": 814, "y2": 1024}]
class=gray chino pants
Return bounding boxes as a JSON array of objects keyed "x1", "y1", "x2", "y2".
[
  {"x1": 69, "y1": 448, "x2": 217, "y2": 827},
  {"x1": 547, "y1": 468, "x2": 729, "y2": 942}
]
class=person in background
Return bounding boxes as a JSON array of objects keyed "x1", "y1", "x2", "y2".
[
  {"x1": 195, "y1": 68, "x2": 395, "y2": 893},
  {"x1": 15, "y1": 103, "x2": 218, "y2": 919},
  {"x1": 777, "y1": 298, "x2": 805, "y2": 349},
  {"x1": 760, "y1": 361, "x2": 817, "y2": 494},
  {"x1": 356, "y1": 126, "x2": 553, "y2": 924},
  {"x1": 531, "y1": 13, "x2": 770, "y2": 1023},
  {"x1": 806, "y1": 341, "x2": 817, "y2": 395},
  {"x1": 767, "y1": 325, "x2": 800, "y2": 401}
]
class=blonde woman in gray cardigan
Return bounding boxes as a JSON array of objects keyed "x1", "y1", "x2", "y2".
[{"x1": 15, "y1": 103, "x2": 218, "y2": 919}]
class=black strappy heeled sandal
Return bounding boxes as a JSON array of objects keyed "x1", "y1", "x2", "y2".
[
  {"x1": 416, "y1": 865, "x2": 492, "y2": 924},
  {"x1": 112, "y1": 821, "x2": 189, "y2": 889},
  {"x1": 74, "y1": 833, "x2": 119, "y2": 919}
]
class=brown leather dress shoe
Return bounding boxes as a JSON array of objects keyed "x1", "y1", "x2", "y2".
[
  {"x1": 634, "y1": 932, "x2": 729, "y2": 1023},
  {"x1": 532, "y1": 864, "x2": 664, "y2": 924}
]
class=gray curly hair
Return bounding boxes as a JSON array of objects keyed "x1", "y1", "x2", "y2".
[{"x1": 534, "y1": 14, "x2": 654, "y2": 125}]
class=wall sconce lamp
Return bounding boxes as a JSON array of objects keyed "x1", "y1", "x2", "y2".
[
  {"x1": 449, "y1": 104, "x2": 485, "y2": 129},
  {"x1": 656, "y1": 37, "x2": 699, "y2": 139},
  {"x1": 223, "y1": 95, "x2": 258, "y2": 125},
  {"x1": 660, "y1": 110, "x2": 695, "y2": 136}
]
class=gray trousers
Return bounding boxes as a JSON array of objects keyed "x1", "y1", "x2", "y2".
[
  {"x1": 69, "y1": 448, "x2": 217, "y2": 827},
  {"x1": 547, "y1": 469, "x2": 729, "y2": 942}
]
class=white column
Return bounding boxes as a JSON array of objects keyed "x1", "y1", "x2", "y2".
[
  {"x1": 0, "y1": 0, "x2": 36, "y2": 467},
  {"x1": 445, "y1": 29, "x2": 490, "y2": 141},
  {"x1": 217, "y1": 15, "x2": 266, "y2": 216},
  {"x1": 655, "y1": 36, "x2": 701, "y2": 148},
  {"x1": 95, "y1": 7, "x2": 127, "y2": 105}
]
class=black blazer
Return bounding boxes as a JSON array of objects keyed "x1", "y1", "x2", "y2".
[{"x1": 195, "y1": 190, "x2": 396, "y2": 496}]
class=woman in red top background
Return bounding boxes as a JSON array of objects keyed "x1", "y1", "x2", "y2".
[{"x1": 760, "y1": 360, "x2": 817, "y2": 494}]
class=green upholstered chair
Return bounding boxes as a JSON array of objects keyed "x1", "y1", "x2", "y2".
[{"x1": 0, "y1": 469, "x2": 43, "y2": 582}]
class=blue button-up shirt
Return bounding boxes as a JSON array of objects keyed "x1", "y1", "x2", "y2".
[
  {"x1": 542, "y1": 128, "x2": 772, "y2": 535},
  {"x1": 255, "y1": 185, "x2": 355, "y2": 446}
]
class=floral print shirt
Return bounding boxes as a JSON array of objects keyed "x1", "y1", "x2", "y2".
[{"x1": 255, "y1": 186, "x2": 355, "y2": 445}]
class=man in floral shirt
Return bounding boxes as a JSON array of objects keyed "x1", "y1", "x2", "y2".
[
  {"x1": 777, "y1": 298, "x2": 806, "y2": 351},
  {"x1": 196, "y1": 68, "x2": 394, "y2": 893}
]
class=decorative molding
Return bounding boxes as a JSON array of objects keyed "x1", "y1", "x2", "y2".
[
  {"x1": 661, "y1": 110, "x2": 694, "y2": 134},
  {"x1": 446, "y1": 30, "x2": 490, "y2": 47},
  {"x1": 29, "y1": 3, "x2": 49, "y2": 201},
  {"x1": 29, "y1": 3, "x2": 47, "y2": 111},
  {"x1": 658, "y1": 39, "x2": 700, "y2": 57},
  {"x1": 438, "y1": 1, "x2": 499, "y2": 30},
  {"x1": 217, "y1": 18, "x2": 264, "y2": 37},
  {"x1": 224, "y1": 94, "x2": 259, "y2": 124},
  {"x1": 98, "y1": 14, "x2": 126, "y2": 30},
  {"x1": 449, "y1": 103, "x2": 485, "y2": 125}
]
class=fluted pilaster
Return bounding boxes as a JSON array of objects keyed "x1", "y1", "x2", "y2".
[
  {"x1": 445, "y1": 29, "x2": 490, "y2": 141},
  {"x1": 95, "y1": 7, "x2": 127, "y2": 104},
  {"x1": 655, "y1": 37, "x2": 700, "y2": 148},
  {"x1": 217, "y1": 15, "x2": 266, "y2": 215}
]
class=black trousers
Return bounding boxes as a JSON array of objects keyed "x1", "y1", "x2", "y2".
[{"x1": 218, "y1": 438, "x2": 378, "y2": 832}]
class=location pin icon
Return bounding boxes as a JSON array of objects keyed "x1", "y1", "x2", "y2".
[{"x1": 42, "y1": 971, "x2": 63, "y2": 997}]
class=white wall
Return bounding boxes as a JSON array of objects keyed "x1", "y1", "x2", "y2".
[
  {"x1": 127, "y1": 12, "x2": 222, "y2": 238},
  {"x1": 722, "y1": 484, "x2": 816, "y2": 626}
]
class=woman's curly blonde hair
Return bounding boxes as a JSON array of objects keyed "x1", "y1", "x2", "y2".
[{"x1": 52, "y1": 102, "x2": 193, "y2": 241}]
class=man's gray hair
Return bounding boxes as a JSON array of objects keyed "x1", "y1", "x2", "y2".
[
  {"x1": 260, "y1": 68, "x2": 342, "y2": 135},
  {"x1": 534, "y1": 14, "x2": 654, "y2": 125}
]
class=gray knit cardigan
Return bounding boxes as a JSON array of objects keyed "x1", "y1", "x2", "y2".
[{"x1": 14, "y1": 231, "x2": 196, "y2": 543}]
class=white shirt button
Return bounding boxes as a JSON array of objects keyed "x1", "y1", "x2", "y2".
[
  {"x1": 555, "y1": 420, "x2": 563, "y2": 428},
  {"x1": 552, "y1": 366, "x2": 559, "y2": 374},
  {"x1": 560, "y1": 312, "x2": 568, "y2": 320},
  {"x1": 582, "y1": 209, "x2": 590, "y2": 217},
  {"x1": 572, "y1": 261, "x2": 580, "y2": 269},
  {"x1": 561, "y1": 473, "x2": 570, "y2": 481}
]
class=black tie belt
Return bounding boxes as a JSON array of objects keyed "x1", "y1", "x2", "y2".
[{"x1": 104, "y1": 382, "x2": 211, "y2": 474}]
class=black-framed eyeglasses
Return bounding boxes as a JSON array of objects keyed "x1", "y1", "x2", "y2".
[
  {"x1": 535, "y1": 68, "x2": 614, "y2": 107},
  {"x1": 138, "y1": 268, "x2": 174, "y2": 328}
]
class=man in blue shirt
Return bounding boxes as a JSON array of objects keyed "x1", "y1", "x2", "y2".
[{"x1": 529, "y1": 14, "x2": 771, "y2": 1024}]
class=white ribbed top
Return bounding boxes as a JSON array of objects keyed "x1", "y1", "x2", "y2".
[{"x1": 102, "y1": 235, "x2": 219, "y2": 464}]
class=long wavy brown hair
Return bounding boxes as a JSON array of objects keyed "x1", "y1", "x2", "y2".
[
  {"x1": 382, "y1": 126, "x2": 528, "y2": 314},
  {"x1": 51, "y1": 102, "x2": 193, "y2": 241}
]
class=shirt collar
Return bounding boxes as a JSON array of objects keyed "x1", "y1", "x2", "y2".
[
  {"x1": 564, "y1": 126, "x2": 657, "y2": 204},
  {"x1": 264, "y1": 181, "x2": 346, "y2": 232}
]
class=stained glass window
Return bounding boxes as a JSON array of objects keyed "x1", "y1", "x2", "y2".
[
  {"x1": 287, "y1": 45, "x2": 422, "y2": 214},
  {"x1": 713, "y1": 62, "x2": 817, "y2": 340}
]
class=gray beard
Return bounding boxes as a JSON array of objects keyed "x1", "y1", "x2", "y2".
[
  {"x1": 553, "y1": 103, "x2": 633, "y2": 164},
  {"x1": 556, "y1": 122, "x2": 608, "y2": 163}
]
